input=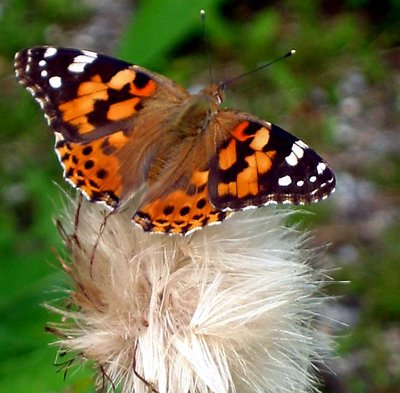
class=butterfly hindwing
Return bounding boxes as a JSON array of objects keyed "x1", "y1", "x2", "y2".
[
  {"x1": 208, "y1": 117, "x2": 335, "y2": 210},
  {"x1": 133, "y1": 168, "x2": 229, "y2": 234}
]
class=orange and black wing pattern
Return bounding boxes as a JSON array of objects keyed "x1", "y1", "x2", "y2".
[
  {"x1": 208, "y1": 118, "x2": 336, "y2": 210},
  {"x1": 133, "y1": 168, "x2": 229, "y2": 234},
  {"x1": 14, "y1": 46, "x2": 179, "y2": 208}
]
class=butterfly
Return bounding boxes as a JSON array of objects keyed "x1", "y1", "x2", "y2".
[{"x1": 14, "y1": 46, "x2": 335, "y2": 235}]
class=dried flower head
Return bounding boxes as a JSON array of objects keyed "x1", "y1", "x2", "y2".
[{"x1": 50, "y1": 197, "x2": 330, "y2": 393}]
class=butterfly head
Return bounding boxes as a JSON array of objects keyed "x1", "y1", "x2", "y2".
[{"x1": 200, "y1": 82, "x2": 225, "y2": 105}]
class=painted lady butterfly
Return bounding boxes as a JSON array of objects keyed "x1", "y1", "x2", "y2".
[{"x1": 14, "y1": 46, "x2": 335, "y2": 234}]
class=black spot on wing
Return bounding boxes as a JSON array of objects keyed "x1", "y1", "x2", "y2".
[{"x1": 133, "y1": 71, "x2": 151, "y2": 89}]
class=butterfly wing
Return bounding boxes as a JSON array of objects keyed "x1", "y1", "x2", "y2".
[
  {"x1": 208, "y1": 113, "x2": 336, "y2": 210},
  {"x1": 133, "y1": 167, "x2": 229, "y2": 234},
  {"x1": 14, "y1": 46, "x2": 189, "y2": 207},
  {"x1": 134, "y1": 111, "x2": 335, "y2": 235}
]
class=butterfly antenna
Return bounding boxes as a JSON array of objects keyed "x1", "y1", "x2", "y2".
[
  {"x1": 201, "y1": 9, "x2": 213, "y2": 84},
  {"x1": 222, "y1": 49, "x2": 296, "y2": 89}
]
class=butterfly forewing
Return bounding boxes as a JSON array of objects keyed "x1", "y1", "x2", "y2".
[
  {"x1": 14, "y1": 46, "x2": 189, "y2": 208},
  {"x1": 208, "y1": 117, "x2": 335, "y2": 210}
]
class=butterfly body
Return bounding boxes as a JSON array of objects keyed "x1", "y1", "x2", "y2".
[{"x1": 15, "y1": 46, "x2": 335, "y2": 234}]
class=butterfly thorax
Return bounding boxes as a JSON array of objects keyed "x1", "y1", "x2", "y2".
[
  {"x1": 169, "y1": 85, "x2": 222, "y2": 137},
  {"x1": 145, "y1": 85, "x2": 221, "y2": 186}
]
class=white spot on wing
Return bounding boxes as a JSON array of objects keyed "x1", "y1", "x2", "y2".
[
  {"x1": 292, "y1": 142, "x2": 305, "y2": 158},
  {"x1": 40, "y1": 70, "x2": 48, "y2": 77},
  {"x1": 68, "y1": 54, "x2": 97, "y2": 73},
  {"x1": 68, "y1": 62, "x2": 86, "y2": 73},
  {"x1": 309, "y1": 175, "x2": 317, "y2": 183},
  {"x1": 317, "y1": 162, "x2": 327, "y2": 174},
  {"x1": 296, "y1": 140, "x2": 309, "y2": 150},
  {"x1": 74, "y1": 54, "x2": 97, "y2": 64},
  {"x1": 82, "y1": 50, "x2": 98, "y2": 58},
  {"x1": 39, "y1": 60, "x2": 46, "y2": 67},
  {"x1": 285, "y1": 151, "x2": 298, "y2": 166},
  {"x1": 296, "y1": 180, "x2": 304, "y2": 187},
  {"x1": 44, "y1": 47, "x2": 57, "y2": 58},
  {"x1": 278, "y1": 175, "x2": 292, "y2": 186},
  {"x1": 49, "y1": 76, "x2": 62, "y2": 89}
]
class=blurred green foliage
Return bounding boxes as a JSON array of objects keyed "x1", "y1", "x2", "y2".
[
  {"x1": 1, "y1": 0, "x2": 399, "y2": 392},
  {"x1": 0, "y1": 0, "x2": 89, "y2": 56}
]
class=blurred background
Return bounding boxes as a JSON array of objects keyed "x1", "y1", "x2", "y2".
[{"x1": 0, "y1": 0, "x2": 399, "y2": 392}]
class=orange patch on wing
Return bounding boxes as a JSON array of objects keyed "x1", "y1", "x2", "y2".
[
  {"x1": 232, "y1": 121, "x2": 252, "y2": 142},
  {"x1": 56, "y1": 134, "x2": 123, "y2": 206},
  {"x1": 77, "y1": 80, "x2": 107, "y2": 96},
  {"x1": 255, "y1": 151, "x2": 274, "y2": 174},
  {"x1": 249, "y1": 127, "x2": 270, "y2": 150},
  {"x1": 229, "y1": 181, "x2": 237, "y2": 196},
  {"x1": 130, "y1": 78, "x2": 156, "y2": 97},
  {"x1": 245, "y1": 154, "x2": 257, "y2": 168},
  {"x1": 218, "y1": 182, "x2": 229, "y2": 197},
  {"x1": 134, "y1": 184, "x2": 226, "y2": 234},
  {"x1": 69, "y1": 116, "x2": 95, "y2": 134},
  {"x1": 59, "y1": 90, "x2": 108, "y2": 121},
  {"x1": 108, "y1": 69, "x2": 156, "y2": 96},
  {"x1": 108, "y1": 69, "x2": 136, "y2": 89},
  {"x1": 218, "y1": 139, "x2": 236, "y2": 170},
  {"x1": 107, "y1": 97, "x2": 141, "y2": 121},
  {"x1": 191, "y1": 170, "x2": 208, "y2": 187},
  {"x1": 106, "y1": 130, "x2": 130, "y2": 148},
  {"x1": 237, "y1": 159, "x2": 259, "y2": 198},
  {"x1": 217, "y1": 181, "x2": 237, "y2": 197}
]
